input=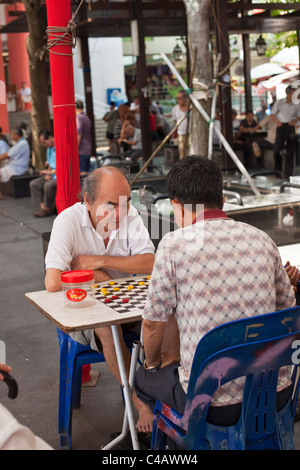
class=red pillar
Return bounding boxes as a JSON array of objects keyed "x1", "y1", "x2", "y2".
[
  {"x1": 5, "y1": 3, "x2": 30, "y2": 94},
  {"x1": 45, "y1": 0, "x2": 81, "y2": 214},
  {"x1": 0, "y1": 36, "x2": 9, "y2": 134}
]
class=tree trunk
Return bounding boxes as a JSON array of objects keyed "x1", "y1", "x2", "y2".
[
  {"x1": 183, "y1": 0, "x2": 213, "y2": 156},
  {"x1": 23, "y1": 0, "x2": 50, "y2": 169}
]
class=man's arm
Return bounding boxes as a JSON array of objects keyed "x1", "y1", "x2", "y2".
[
  {"x1": 0, "y1": 151, "x2": 9, "y2": 161},
  {"x1": 45, "y1": 267, "x2": 112, "y2": 291},
  {"x1": 142, "y1": 319, "x2": 166, "y2": 368},
  {"x1": 70, "y1": 253, "x2": 155, "y2": 275}
]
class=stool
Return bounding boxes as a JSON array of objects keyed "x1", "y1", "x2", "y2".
[{"x1": 57, "y1": 328, "x2": 139, "y2": 449}]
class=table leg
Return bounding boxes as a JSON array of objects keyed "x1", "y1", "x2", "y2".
[{"x1": 101, "y1": 325, "x2": 141, "y2": 450}]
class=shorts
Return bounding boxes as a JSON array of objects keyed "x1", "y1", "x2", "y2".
[
  {"x1": 69, "y1": 321, "x2": 141, "y2": 353},
  {"x1": 0, "y1": 163, "x2": 14, "y2": 182},
  {"x1": 106, "y1": 132, "x2": 114, "y2": 140}
]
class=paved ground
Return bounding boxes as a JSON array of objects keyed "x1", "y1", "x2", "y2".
[{"x1": 1, "y1": 194, "x2": 300, "y2": 451}]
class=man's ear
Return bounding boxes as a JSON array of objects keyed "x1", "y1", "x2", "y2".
[{"x1": 83, "y1": 192, "x2": 92, "y2": 210}]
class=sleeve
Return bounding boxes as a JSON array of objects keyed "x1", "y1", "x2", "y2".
[
  {"x1": 77, "y1": 115, "x2": 83, "y2": 135},
  {"x1": 127, "y1": 206, "x2": 155, "y2": 256},
  {"x1": 44, "y1": 214, "x2": 75, "y2": 272},
  {"x1": 274, "y1": 248, "x2": 296, "y2": 311},
  {"x1": 0, "y1": 404, "x2": 52, "y2": 450},
  {"x1": 271, "y1": 101, "x2": 279, "y2": 117},
  {"x1": 142, "y1": 236, "x2": 176, "y2": 322},
  {"x1": 258, "y1": 116, "x2": 269, "y2": 128}
]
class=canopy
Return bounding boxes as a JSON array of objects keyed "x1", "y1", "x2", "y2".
[
  {"x1": 270, "y1": 46, "x2": 299, "y2": 70},
  {"x1": 250, "y1": 62, "x2": 287, "y2": 81}
]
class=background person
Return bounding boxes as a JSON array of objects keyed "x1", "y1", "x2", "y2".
[
  {"x1": 29, "y1": 130, "x2": 56, "y2": 217},
  {"x1": 0, "y1": 127, "x2": 30, "y2": 199},
  {"x1": 75, "y1": 100, "x2": 92, "y2": 173}
]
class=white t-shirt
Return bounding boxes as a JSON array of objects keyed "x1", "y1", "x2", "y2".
[
  {"x1": 0, "y1": 403, "x2": 52, "y2": 450},
  {"x1": 45, "y1": 202, "x2": 155, "y2": 279},
  {"x1": 171, "y1": 104, "x2": 190, "y2": 135},
  {"x1": 271, "y1": 98, "x2": 298, "y2": 123}
]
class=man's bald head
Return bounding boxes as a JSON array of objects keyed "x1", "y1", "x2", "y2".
[{"x1": 81, "y1": 166, "x2": 130, "y2": 204}]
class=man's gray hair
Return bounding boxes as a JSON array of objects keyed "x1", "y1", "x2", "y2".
[{"x1": 79, "y1": 166, "x2": 131, "y2": 204}]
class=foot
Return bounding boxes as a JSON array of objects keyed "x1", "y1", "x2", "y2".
[
  {"x1": 33, "y1": 208, "x2": 52, "y2": 218},
  {"x1": 136, "y1": 404, "x2": 154, "y2": 433}
]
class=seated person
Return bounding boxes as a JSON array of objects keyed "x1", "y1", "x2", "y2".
[
  {"x1": 0, "y1": 127, "x2": 30, "y2": 199},
  {"x1": 237, "y1": 110, "x2": 257, "y2": 136},
  {"x1": 152, "y1": 110, "x2": 171, "y2": 139},
  {"x1": 44, "y1": 166, "x2": 155, "y2": 432},
  {"x1": 122, "y1": 125, "x2": 143, "y2": 162},
  {"x1": 135, "y1": 155, "x2": 297, "y2": 434},
  {"x1": 29, "y1": 130, "x2": 56, "y2": 217}
]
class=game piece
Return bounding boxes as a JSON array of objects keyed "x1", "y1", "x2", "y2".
[
  {"x1": 109, "y1": 281, "x2": 116, "y2": 285},
  {"x1": 104, "y1": 298, "x2": 111, "y2": 303},
  {"x1": 127, "y1": 285, "x2": 134, "y2": 290},
  {"x1": 94, "y1": 276, "x2": 150, "y2": 314}
]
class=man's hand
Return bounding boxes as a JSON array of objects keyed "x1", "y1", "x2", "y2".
[
  {"x1": 285, "y1": 261, "x2": 300, "y2": 289},
  {"x1": 0, "y1": 364, "x2": 12, "y2": 381},
  {"x1": 71, "y1": 255, "x2": 103, "y2": 271}
]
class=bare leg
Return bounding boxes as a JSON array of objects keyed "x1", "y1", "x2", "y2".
[{"x1": 94, "y1": 325, "x2": 153, "y2": 432}]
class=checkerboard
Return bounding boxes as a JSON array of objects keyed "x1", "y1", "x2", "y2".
[{"x1": 94, "y1": 275, "x2": 150, "y2": 314}]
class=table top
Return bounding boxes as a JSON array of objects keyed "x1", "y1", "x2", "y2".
[
  {"x1": 224, "y1": 191, "x2": 300, "y2": 215},
  {"x1": 278, "y1": 243, "x2": 300, "y2": 268},
  {"x1": 25, "y1": 275, "x2": 146, "y2": 333}
]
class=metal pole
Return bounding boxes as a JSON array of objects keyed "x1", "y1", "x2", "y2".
[{"x1": 161, "y1": 52, "x2": 260, "y2": 197}]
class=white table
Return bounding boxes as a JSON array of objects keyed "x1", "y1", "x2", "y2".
[
  {"x1": 278, "y1": 243, "x2": 300, "y2": 268},
  {"x1": 25, "y1": 275, "x2": 147, "y2": 450}
]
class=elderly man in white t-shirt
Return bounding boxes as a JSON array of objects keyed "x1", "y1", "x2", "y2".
[{"x1": 45, "y1": 166, "x2": 155, "y2": 432}]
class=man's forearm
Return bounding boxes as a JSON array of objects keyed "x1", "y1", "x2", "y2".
[
  {"x1": 71, "y1": 253, "x2": 155, "y2": 274},
  {"x1": 142, "y1": 319, "x2": 166, "y2": 367},
  {"x1": 100, "y1": 253, "x2": 154, "y2": 274},
  {"x1": 0, "y1": 152, "x2": 9, "y2": 161}
]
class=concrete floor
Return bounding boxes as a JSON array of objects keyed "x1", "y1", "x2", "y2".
[{"x1": 1, "y1": 194, "x2": 300, "y2": 451}]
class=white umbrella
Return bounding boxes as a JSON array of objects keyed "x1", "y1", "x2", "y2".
[
  {"x1": 251, "y1": 62, "x2": 287, "y2": 80},
  {"x1": 270, "y1": 46, "x2": 299, "y2": 69}
]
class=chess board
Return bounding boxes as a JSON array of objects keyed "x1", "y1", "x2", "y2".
[{"x1": 94, "y1": 275, "x2": 150, "y2": 314}]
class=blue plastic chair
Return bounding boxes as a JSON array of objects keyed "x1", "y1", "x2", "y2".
[
  {"x1": 151, "y1": 306, "x2": 300, "y2": 450},
  {"x1": 57, "y1": 328, "x2": 139, "y2": 449}
]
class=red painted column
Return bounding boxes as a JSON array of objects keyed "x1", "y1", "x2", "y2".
[
  {"x1": 45, "y1": 0, "x2": 80, "y2": 214},
  {"x1": 5, "y1": 3, "x2": 30, "y2": 97},
  {"x1": 0, "y1": 35, "x2": 9, "y2": 134}
]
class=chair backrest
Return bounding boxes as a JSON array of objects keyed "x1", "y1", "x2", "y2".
[{"x1": 181, "y1": 306, "x2": 300, "y2": 449}]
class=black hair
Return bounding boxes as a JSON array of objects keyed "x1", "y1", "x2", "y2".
[
  {"x1": 38, "y1": 130, "x2": 53, "y2": 140},
  {"x1": 166, "y1": 155, "x2": 223, "y2": 209},
  {"x1": 12, "y1": 127, "x2": 23, "y2": 137}
]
